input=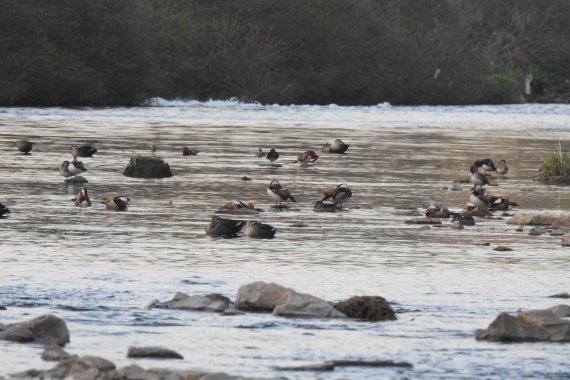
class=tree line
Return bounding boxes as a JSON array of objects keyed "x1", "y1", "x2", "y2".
[{"x1": 1, "y1": 0, "x2": 569, "y2": 106}]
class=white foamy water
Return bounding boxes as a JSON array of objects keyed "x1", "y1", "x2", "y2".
[{"x1": 0, "y1": 103, "x2": 569, "y2": 379}]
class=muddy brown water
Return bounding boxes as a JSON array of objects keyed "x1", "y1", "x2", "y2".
[{"x1": 0, "y1": 103, "x2": 569, "y2": 378}]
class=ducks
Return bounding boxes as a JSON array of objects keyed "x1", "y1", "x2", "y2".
[
  {"x1": 206, "y1": 216, "x2": 246, "y2": 238},
  {"x1": 474, "y1": 159, "x2": 496, "y2": 173},
  {"x1": 74, "y1": 187, "x2": 92, "y2": 207},
  {"x1": 267, "y1": 179, "x2": 296, "y2": 207},
  {"x1": 497, "y1": 160, "x2": 509, "y2": 176},
  {"x1": 105, "y1": 195, "x2": 129, "y2": 211},
  {"x1": 322, "y1": 139, "x2": 349, "y2": 153},
  {"x1": 59, "y1": 160, "x2": 73, "y2": 178},
  {"x1": 266, "y1": 148, "x2": 279, "y2": 165},
  {"x1": 16, "y1": 139, "x2": 33, "y2": 154},
  {"x1": 425, "y1": 202, "x2": 450, "y2": 218},
  {"x1": 295, "y1": 150, "x2": 319, "y2": 165},
  {"x1": 243, "y1": 221, "x2": 276, "y2": 239},
  {"x1": 71, "y1": 144, "x2": 97, "y2": 158},
  {"x1": 0, "y1": 202, "x2": 10, "y2": 217},
  {"x1": 182, "y1": 146, "x2": 199, "y2": 156},
  {"x1": 470, "y1": 165, "x2": 489, "y2": 186},
  {"x1": 68, "y1": 158, "x2": 87, "y2": 177},
  {"x1": 321, "y1": 184, "x2": 352, "y2": 209},
  {"x1": 469, "y1": 185, "x2": 489, "y2": 208}
]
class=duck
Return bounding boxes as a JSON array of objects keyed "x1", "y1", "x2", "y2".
[
  {"x1": 266, "y1": 148, "x2": 279, "y2": 165},
  {"x1": 256, "y1": 148, "x2": 266, "y2": 158},
  {"x1": 243, "y1": 221, "x2": 276, "y2": 239},
  {"x1": 0, "y1": 202, "x2": 10, "y2": 217},
  {"x1": 182, "y1": 146, "x2": 199, "y2": 156},
  {"x1": 16, "y1": 139, "x2": 33, "y2": 154},
  {"x1": 497, "y1": 160, "x2": 509, "y2": 176},
  {"x1": 295, "y1": 150, "x2": 319, "y2": 165},
  {"x1": 206, "y1": 216, "x2": 246, "y2": 238},
  {"x1": 224, "y1": 200, "x2": 255, "y2": 210},
  {"x1": 470, "y1": 165, "x2": 489, "y2": 186},
  {"x1": 105, "y1": 195, "x2": 129, "y2": 211},
  {"x1": 488, "y1": 194, "x2": 510, "y2": 211},
  {"x1": 74, "y1": 187, "x2": 92, "y2": 207},
  {"x1": 313, "y1": 200, "x2": 338, "y2": 212},
  {"x1": 71, "y1": 144, "x2": 97, "y2": 158},
  {"x1": 462, "y1": 203, "x2": 490, "y2": 217},
  {"x1": 267, "y1": 179, "x2": 296, "y2": 207},
  {"x1": 425, "y1": 202, "x2": 450, "y2": 218},
  {"x1": 452, "y1": 214, "x2": 475, "y2": 226},
  {"x1": 321, "y1": 184, "x2": 352, "y2": 209},
  {"x1": 59, "y1": 160, "x2": 73, "y2": 178},
  {"x1": 474, "y1": 159, "x2": 496, "y2": 173},
  {"x1": 322, "y1": 139, "x2": 349, "y2": 153},
  {"x1": 68, "y1": 158, "x2": 87, "y2": 177},
  {"x1": 469, "y1": 185, "x2": 489, "y2": 208}
]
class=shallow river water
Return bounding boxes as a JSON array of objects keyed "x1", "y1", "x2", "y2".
[{"x1": 1, "y1": 102, "x2": 570, "y2": 379}]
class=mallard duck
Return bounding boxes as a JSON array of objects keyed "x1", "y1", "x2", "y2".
[
  {"x1": 74, "y1": 187, "x2": 92, "y2": 207},
  {"x1": 105, "y1": 195, "x2": 129, "y2": 211},
  {"x1": 267, "y1": 179, "x2": 296, "y2": 207},
  {"x1": 295, "y1": 150, "x2": 319, "y2": 165},
  {"x1": 71, "y1": 144, "x2": 97, "y2": 158},
  {"x1": 243, "y1": 221, "x2": 276, "y2": 239},
  {"x1": 322, "y1": 139, "x2": 349, "y2": 153},
  {"x1": 59, "y1": 160, "x2": 73, "y2": 178},
  {"x1": 0, "y1": 202, "x2": 10, "y2": 217},
  {"x1": 497, "y1": 160, "x2": 509, "y2": 176},
  {"x1": 206, "y1": 216, "x2": 246, "y2": 238},
  {"x1": 470, "y1": 165, "x2": 489, "y2": 186},
  {"x1": 16, "y1": 140, "x2": 33, "y2": 154},
  {"x1": 266, "y1": 148, "x2": 279, "y2": 165},
  {"x1": 321, "y1": 184, "x2": 352, "y2": 209},
  {"x1": 68, "y1": 158, "x2": 87, "y2": 177},
  {"x1": 425, "y1": 202, "x2": 450, "y2": 218},
  {"x1": 182, "y1": 146, "x2": 199, "y2": 156}
]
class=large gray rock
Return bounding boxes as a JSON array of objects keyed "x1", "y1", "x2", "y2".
[
  {"x1": 475, "y1": 305, "x2": 570, "y2": 342},
  {"x1": 164, "y1": 292, "x2": 232, "y2": 312},
  {"x1": 41, "y1": 343, "x2": 77, "y2": 361},
  {"x1": 507, "y1": 213, "x2": 557, "y2": 226},
  {"x1": 45, "y1": 356, "x2": 116, "y2": 380},
  {"x1": 234, "y1": 282, "x2": 345, "y2": 319},
  {"x1": 0, "y1": 314, "x2": 70, "y2": 346},
  {"x1": 127, "y1": 346, "x2": 183, "y2": 359}
]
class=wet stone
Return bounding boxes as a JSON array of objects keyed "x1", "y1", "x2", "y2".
[
  {"x1": 493, "y1": 246, "x2": 513, "y2": 252},
  {"x1": 127, "y1": 346, "x2": 184, "y2": 359}
]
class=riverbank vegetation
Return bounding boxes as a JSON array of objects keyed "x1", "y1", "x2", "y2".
[
  {"x1": 1, "y1": 0, "x2": 569, "y2": 106},
  {"x1": 537, "y1": 143, "x2": 570, "y2": 184}
]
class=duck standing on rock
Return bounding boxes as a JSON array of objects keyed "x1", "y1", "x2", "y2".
[
  {"x1": 323, "y1": 139, "x2": 349, "y2": 153},
  {"x1": 497, "y1": 160, "x2": 509, "y2": 176},
  {"x1": 470, "y1": 165, "x2": 489, "y2": 186},
  {"x1": 243, "y1": 221, "x2": 276, "y2": 239},
  {"x1": 469, "y1": 185, "x2": 489, "y2": 209},
  {"x1": 0, "y1": 202, "x2": 10, "y2": 217},
  {"x1": 206, "y1": 216, "x2": 246, "y2": 238},
  {"x1": 59, "y1": 160, "x2": 73, "y2": 179},
  {"x1": 105, "y1": 195, "x2": 129, "y2": 211},
  {"x1": 16, "y1": 139, "x2": 33, "y2": 154},
  {"x1": 266, "y1": 148, "x2": 279, "y2": 165},
  {"x1": 321, "y1": 184, "x2": 352, "y2": 209},
  {"x1": 267, "y1": 179, "x2": 296, "y2": 207},
  {"x1": 71, "y1": 144, "x2": 97, "y2": 158},
  {"x1": 74, "y1": 187, "x2": 92, "y2": 207}
]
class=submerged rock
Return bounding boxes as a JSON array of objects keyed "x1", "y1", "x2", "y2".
[
  {"x1": 123, "y1": 155, "x2": 173, "y2": 178},
  {"x1": 333, "y1": 296, "x2": 396, "y2": 321},
  {"x1": 549, "y1": 292, "x2": 570, "y2": 299},
  {"x1": 279, "y1": 359, "x2": 413, "y2": 371},
  {"x1": 0, "y1": 314, "x2": 70, "y2": 346},
  {"x1": 127, "y1": 346, "x2": 183, "y2": 359},
  {"x1": 405, "y1": 217, "x2": 442, "y2": 225},
  {"x1": 163, "y1": 292, "x2": 232, "y2": 312}
]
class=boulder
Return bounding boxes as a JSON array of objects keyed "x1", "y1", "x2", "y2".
[
  {"x1": 333, "y1": 296, "x2": 396, "y2": 321},
  {"x1": 552, "y1": 215, "x2": 570, "y2": 228},
  {"x1": 163, "y1": 293, "x2": 232, "y2": 312},
  {"x1": 127, "y1": 346, "x2": 183, "y2": 359},
  {"x1": 404, "y1": 217, "x2": 442, "y2": 225},
  {"x1": 41, "y1": 343, "x2": 77, "y2": 361},
  {"x1": 0, "y1": 314, "x2": 70, "y2": 346},
  {"x1": 475, "y1": 305, "x2": 570, "y2": 342},
  {"x1": 234, "y1": 282, "x2": 295, "y2": 312},
  {"x1": 562, "y1": 234, "x2": 570, "y2": 247},
  {"x1": 273, "y1": 291, "x2": 346, "y2": 318},
  {"x1": 507, "y1": 213, "x2": 557, "y2": 226},
  {"x1": 46, "y1": 356, "x2": 116, "y2": 380},
  {"x1": 123, "y1": 155, "x2": 172, "y2": 178}
]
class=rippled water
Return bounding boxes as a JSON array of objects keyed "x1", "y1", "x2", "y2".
[{"x1": 1, "y1": 103, "x2": 570, "y2": 379}]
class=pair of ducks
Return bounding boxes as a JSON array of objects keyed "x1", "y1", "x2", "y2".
[
  {"x1": 59, "y1": 145, "x2": 98, "y2": 179},
  {"x1": 257, "y1": 138, "x2": 349, "y2": 165},
  {"x1": 470, "y1": 159, "x2": 509, "y2": 185},
  {"x1": 469, "y1": 185, "x2": 511, "y2": 211},
  {"x1": 206, "y1": 216, "x2": 276, "y2": 239},
  {"x1": 267, "y1": 180, "x2": 352, "y2": 210},
  {"x1": 73, "y1": 188, "x2": 129, "y2": 211}
]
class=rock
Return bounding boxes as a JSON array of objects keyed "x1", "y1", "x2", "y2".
[
  {"x1": 123, "y1": 155, "x2": 173, "y2": 178},
  {"x1": 528, "y1": 227, "x2": 549, "y2": 236},
  {"x1": 220, "y1": 306, "x2": 245, "y2": 316},
  {"x1": 562, "y1": 234, "x2": 570, "y2": 247},
  {"x1": 279, "y1": 359, "x2": 413, "y2": 371},
  {"x1": 273, "y1": 291, "x2": 346, "y2": 319},
  {"x1": 404, "y1": 217, "x2": 442, "y2": 225},
  {"x1": 0, "y1": 314, "x2": 70, "y2": 346},
  {"x1": 333, "y1": 296, "x2": 396, "y2": 321},
  {"x1": 549, "y1": 292, "x2": 570, "y2": 299},
  {"x1": 64, "y1": 176, "x2": 88, "y2": 184},
  {"x1": 127, "y1": 346, "x2": 184, "y2": 359},
  {"x1": 450, "y1": 183, "x2": 463, "y2": 191},
  {"x1": 234, "y1": 282, "x2": 295, "y2": 312},
  {"x1": 452, "y1": 215, "x2": 475, "y2": 226},
  {"x1": 198, "y1": 373, "x2": 284, "y2": 380},
  {"x1": 145, "y1": 299, "x2": 169, "y2": 310},
  {"x1": 475, "y1": 305, "x2": 570, "y2": 342},
  {"x1": 41, "y1": 343, "x2": 76, "y2": 361},
  {"x1": 164, "y1": 293, "x2": 232, "y2": 312},
  {"x1": 493, "y1": 246, "x2": 513, "y2": 252},
  {"x1": 0, "y1": 305, "x2": 6, "y2": 310},
  {"x1": 507, "y1": 213, "x2": 557, "y2": 226},
  {"x1": 551, "y1": 228, "x2": 570, "y2": 236},
  {"x1": 46, "y1": 356, "x2": 116, "y2": 379},
  {"x1": 552, "y1": 215, "x2": 570, "y2": 228},
  {"x1": 449, "y1": 220, "x2": 464, "y2": 230}
]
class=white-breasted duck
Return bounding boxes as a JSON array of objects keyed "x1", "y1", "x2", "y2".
[
  {"x1": 206, "y1": 216, "x2": 246, "y2": 238},
  {"x1": 105, "y1": 195, "x2": 129, "y2": 211},
  {"x1": 470, "y1": 165, "x2": 489, "y2": 186},
  {"x1": 469, "y1": 185, "x2": 489, "y2": 209},
  {"x1": 71, "y1": 144, "x2": 97, "y2": 158},
  {"x1": 474, "y1": 159, "x2": 496, "y2": 173},
  {"x1": 74, "y1": 187, "x2": 92, "y2": 207},
  {"x1": 267, "y1": 179, "x2": 296, "y2": 207},
  {"x1": 68, "y1": 158, "x2": 87, "y2": 177},
  {"x1": 16, "y1": 140, "x2": 33, "y2": 154},
  {"x1": 321, "y1": 184, "x2": 352, "y2": 209},
  {"x1": 243, "y1": 221, "x2": 276, "y2": 239}
]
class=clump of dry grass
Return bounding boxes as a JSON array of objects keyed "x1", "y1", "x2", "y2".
[{"x1": 537, "y1": 141, "x2": 570, "y2": 184}]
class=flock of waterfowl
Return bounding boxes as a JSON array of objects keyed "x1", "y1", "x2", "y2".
[{"x1": 8, "y1": 138, "x2": 353, "y2": 239}]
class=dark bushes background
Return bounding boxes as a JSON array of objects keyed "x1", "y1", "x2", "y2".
[{"x1": 1, "y1": 0, "x2": 569, "y2": 106}]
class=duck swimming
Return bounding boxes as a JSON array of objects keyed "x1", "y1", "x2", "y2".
[
  {"x1": 470, "y1": 165, "x2": 489, "y2": 186},
  {"x1": 16, "y1": 140, "x2": 33, "y2": 154},
  {"x1": 267, "y1": 179, "x2": 296, "y2": 207},
  {"x1": 105, "y1": 195, "x2": 129, "y2": 211},
  {"x1": 322, "y1": 139, "x2": 349, "y2": 153},
  {"x1": 256, "y1": 148, "x2": 266, "y2": 158},
  {"x1": 71, "y1": 144, "x2": 97, "y2": 158},
  {"x1": 182, "y1": 146, "x2": 199, "y2": 156},
  {"x1": 206, "y1": 216, "x2": 246, "y2": 238},
  {"x1": 321, "y1": 184, "x2": 352, "y2": 209},
  {"x1": 243, "y1": 221, "x2": 276, "y2": 239},
  {"x1": 74, "y1": 187, "x2": 92, "y2": 207}
]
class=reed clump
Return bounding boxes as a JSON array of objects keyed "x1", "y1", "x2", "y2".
[
  {"x1": 334, "y1": 296, "x2": 396, "y2": 322},
  {"x1": 537, "y1": 142, "x2": 570, "y2": 184}
]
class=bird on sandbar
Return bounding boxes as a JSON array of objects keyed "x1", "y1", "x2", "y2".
[
  {"x1": 267, "y1": 179, "x2": 296, "y2": 207},
  {"x1": 295, "y1": 150, "x2": 319, "y2": 165},
  {"x1": 68, "y1": 158, "x2": 87, "y2": 177},
  {"x1": 59, "y1": 160, "x2": 73, "y2": 178},
  {"x1": 321, "y1": 184, "x2": 352, "y2": 209},
  {"x1": 182, "y1": 146, "x2": 199, "y2": 156},
  {"x1": 16, "y1": 140, "x2": 33, "y2": 154},
  {"x1": 470, "y1": 165, "x2": 489, "y2": 186}
]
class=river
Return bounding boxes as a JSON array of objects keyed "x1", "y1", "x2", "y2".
[{"x1": 1, "y1": 102, "x2": 569, "y2": 379}]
